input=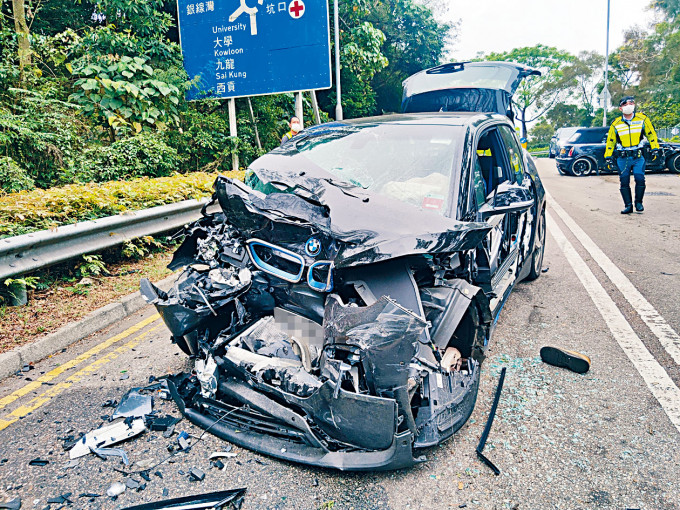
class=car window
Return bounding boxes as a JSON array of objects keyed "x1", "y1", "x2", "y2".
[
  {"x1": 280, "y1": 123, "x2": 461, "y2": 215},
  {"x1": 568, "y1": 129, "x2": 609, "y2": 144},
  {"x1": 498, "y1": 126, "x2": 525, "y2": 185},
  {"x1": 472, "y1": 158, "x2": 487, "y2": 206}
]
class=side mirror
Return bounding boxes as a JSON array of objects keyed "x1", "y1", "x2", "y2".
[{"x1": 479, "y1": 181, "x2": 534, "y2": 220}]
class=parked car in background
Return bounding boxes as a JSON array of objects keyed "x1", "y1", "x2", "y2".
[
  {"x1": 549, "y1": 127, "x2": 579, "y2": 160},
  {"x1": 555, "y1": 126, "x2": 680, "y2": 176}
]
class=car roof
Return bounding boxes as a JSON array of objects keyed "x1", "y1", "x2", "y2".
[
  {"x1": 330, "y1": 112, "x2": 510, "y2": 129},
  {"x1": 574, "y1": 126, "x2": 609, "y2": 133}
]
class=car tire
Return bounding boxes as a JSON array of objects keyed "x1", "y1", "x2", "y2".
[
  {"x1": 570, "y1": 157, "x2": 593, "y2": 176},
  {"x1": 526, "y1": 208, "x2": 546, "y2": 281},
  {"x1": 556, "y1": 164, "x2": 565, "y2": 175},
  {"x1": 666, "y1": 153, "x2": 680, "y2": 174}
]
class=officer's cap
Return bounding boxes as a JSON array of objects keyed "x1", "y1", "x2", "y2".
[{"x1": 619, "y1": 96, "x2": 635, "y2": 106}]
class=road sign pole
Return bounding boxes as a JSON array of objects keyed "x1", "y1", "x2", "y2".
[
  {"x1": 310, "y1": 90, "x2": 321, "y2": 124},
  {"x1": 603, "y1": 0, "x2": 610, "y2": 127},
  {"x1": 334, "y1": 0, "x2": 342, "y2": 120},
  {"x1": 228, "y1": 98, "x2": 239, "y2": 171},
  {"x1": 246, "y1": 97, "x2": 262, "y2": 150},
  {"x1": 295, "y1": 91, "x2": 304, "y2": 126}
]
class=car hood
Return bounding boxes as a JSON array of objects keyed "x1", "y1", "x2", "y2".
[{"x1": 207, "y1": 165, "x2": 492, "y2": 268}]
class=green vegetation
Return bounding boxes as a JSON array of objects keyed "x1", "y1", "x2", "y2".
[
  {"x1": 0, "y1": 171, "x2": 244, "y2": 238},
  {"x1": 1, "y1": 0, "x2": 452, "y2": 198}
]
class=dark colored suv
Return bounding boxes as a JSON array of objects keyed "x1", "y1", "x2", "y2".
[{"x1": 555, "y1": 127, "x2": 680, "y2": 176}]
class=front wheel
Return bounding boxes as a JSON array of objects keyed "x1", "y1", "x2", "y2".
[
  {"x1": 570, "y1": 157, "x2": 593, "y2": 176},
  {"x1": 526, "y1": 209, "x2": 546, "y2": 281},
  {"x1": 667, "y1": 153, "x2": 680, "y2": 174}
]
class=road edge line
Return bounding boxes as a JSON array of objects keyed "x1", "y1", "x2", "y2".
[
  {"x1": 546, "y1": 190, "x2": 680, "y2": 365},
  {"x1": 0, "y1": 272, "x2": 177, "y2": 381},
  {"x1": 547, "y1": 212, "x2": 680, "y2": 434}
]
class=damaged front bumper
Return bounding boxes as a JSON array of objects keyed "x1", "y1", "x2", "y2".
[{"x1": 142, "y1": 174, "x2": 491, "y2": 471}]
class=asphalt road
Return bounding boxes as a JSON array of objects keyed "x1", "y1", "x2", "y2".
[{"x1": 0, "y1": 158, "x2": 679, "y2": 509}]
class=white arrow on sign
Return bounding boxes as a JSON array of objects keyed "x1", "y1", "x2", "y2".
[{"x1": 229, "y1": 0, "x2": 264, "y2": 35}]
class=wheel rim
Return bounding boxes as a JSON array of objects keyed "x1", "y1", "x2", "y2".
[
  {"x1": 671, "y1": 155, "x2": 680, "y2": 173},
  {"x1": 533, "y1": 212, "x2": 546, "y2": 274},
  {"x1": 572, "y1": 159, "x2": 591, "y2": 176}
]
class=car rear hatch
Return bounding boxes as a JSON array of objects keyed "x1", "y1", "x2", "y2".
[{"x1": 401, "y1": 61, "x2": 541, "y2": 115}]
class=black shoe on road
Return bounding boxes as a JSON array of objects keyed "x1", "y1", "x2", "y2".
[
  {"x1": 635, "y1": 202, "x2": 644, "y2": 212},
  {"x1": 621, "y1": 204, "x2": 633, "y2": 214},
  {"x1": 540, "y1": 346, "x2": 591, "y2": 374}
]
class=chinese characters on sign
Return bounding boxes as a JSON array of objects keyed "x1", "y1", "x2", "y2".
[{"x1": 177, "y1": 0, "x2": 331, "y2": 100}]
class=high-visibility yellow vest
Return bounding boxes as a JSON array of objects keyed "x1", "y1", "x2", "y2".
[{"x1": 604, "y1": 113, "x2": 659, "y2": 158}]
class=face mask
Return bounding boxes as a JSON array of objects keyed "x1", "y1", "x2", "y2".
[
  {"x1": 291, "y1": 122, "x2": 301, "y2": 133},
  {"x1": 621, "y1": 104, "x2": 635, "y2": 115}
]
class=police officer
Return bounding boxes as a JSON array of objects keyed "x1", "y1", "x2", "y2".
[
  {"x1": 280, "y1": 116, "x2": 302, "y2": 146},
  {"x1": 604, "y1": 96, "x2": 660, "y2": 214}
]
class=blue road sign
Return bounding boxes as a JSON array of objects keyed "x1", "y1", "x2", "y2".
[{"x1": 177, "y1": 0, "x2": 331, "y2": 100}]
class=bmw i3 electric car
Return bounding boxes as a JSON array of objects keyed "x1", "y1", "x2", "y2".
[{"x1": 140, "y1": 110, "x2": 546, "y2": 471}]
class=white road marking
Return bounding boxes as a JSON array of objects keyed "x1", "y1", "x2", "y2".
[
  {"x1": 546, "y1": 190, "x2": 680, "y2": 366},
  {"x1": 547, "y1": 212, "x2": 680, "y2": 434}
]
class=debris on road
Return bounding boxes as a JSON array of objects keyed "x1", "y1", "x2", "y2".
[
  {"x1": 112, "y1": 389, "x2": 153, "y2": 420},
  {"x1": 69, "y1": 418, "x2": 146, "y2": 459},
  {"x1": 91, "y1": 447, "x2": 130, "y2": 466},
  {"x1": 476, "y1": 367, "x2": 506, "y2": 476},
  {"x1": 106, "y1": 481, "x2": 126, "y2": 498},
  {"x1": 540, "y1": 346, "x2": 591, "y2": 374},
  {"x1": 188, "y1": 467, "x2": 205, "y2": 481},
  {"x1": 209, "y1": 451, "x2": 237, "y2": 460},
  {"x1": 120, "y1": 488, "x2": 246, "y2": 509},
  {"x1": 0, "y1": 498, "x2": 21, "y2": 510},
  {"x1": 28, "y1": 458, "x2": 49, "y2": 466}
]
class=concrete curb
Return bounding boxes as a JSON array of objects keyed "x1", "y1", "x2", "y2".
[{"x1": 0, "y1": 273, "x2": 178, "y2": 381}]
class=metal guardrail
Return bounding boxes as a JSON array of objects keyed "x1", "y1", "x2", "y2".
[
  {"x1": 0, "y1": 198, "x2": 210, "y2": 281},
  {"x1": 529, "y1": 150, "x2": 550, "y2": 156}
]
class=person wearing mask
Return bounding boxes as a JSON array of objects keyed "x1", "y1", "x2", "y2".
[
  {"x1": 280, "y1": 116, "x2": 302, "y2": 145},
  {"x1": 604, "y1": 96, "x2": 660, "y2": 214}
]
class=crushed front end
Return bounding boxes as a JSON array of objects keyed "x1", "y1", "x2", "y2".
[{"x1": 142, "y1": 172, "x2": 493, "y2": 471}]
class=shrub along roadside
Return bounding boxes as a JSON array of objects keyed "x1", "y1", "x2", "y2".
[{"x1": 0, "y1": 170, "x2": 244, "y2": 238}]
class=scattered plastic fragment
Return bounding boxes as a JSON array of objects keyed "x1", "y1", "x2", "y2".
[
  {"x1": 476, "y1": 367, "x2": 505, "y2": 475},
  {"x1": 541, "y1": 267, "x2": 549, "y2": 273},
  {"x1": 69, "y1": 418, "x2": 146, "y2": 459},
  {"x1": 120, "y1": 488, "x2": 246, "y2": 510},
  {"x1": 62, "y1": 460, "x2": 79, "y2": 470},
  {"x1": 91, "y1": 447, "x2": 130, "y2": 466},
  {"x1": 189, "y1": 467, "x2": 206, "y2": 481},
  {"x1": 112, "y1": 389, "x2": 153, "y2": 420},
  {"x1": 46, "y1": 493, "x2": 72, "y2": 505},
  {"x1": 106, "y1": 482, "x2": 126, "y2": 498},
  {"x1": 28, "y1": 458, "x2": 49, "y2": 466},
  {"x1": 149, "y1": 415, "x2": 179, "y2": 432},
  {"x1": 209, "y1": 452, "x2": 237, "y2": 460},
  {"x1": 211, "y1": 459, "x2": 225, "y2": 470},
  {"x1": 140, "y1": 471, "x2": 151, "y2": 482},
  {"x1": 125, "y1": 478, "x2": 141, "y2": 490},
  {"x1": 102, "y1": 399, "x2": 117, "y2": 408},
  {"x1": 0, "y1": 498, "x2": 21, "y2": 510}
]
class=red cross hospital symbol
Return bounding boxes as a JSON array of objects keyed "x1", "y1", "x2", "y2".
[{"x1": 288, "y1": 0, "x2": 305, "y2": 18}]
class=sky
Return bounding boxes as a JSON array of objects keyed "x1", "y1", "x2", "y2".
[{"x1": 447, "y1": 0, "x2": 658, "y2": 60}]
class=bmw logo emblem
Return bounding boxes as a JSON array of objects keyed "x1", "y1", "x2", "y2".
[{"x1": 305, "y1": 237, "x2": 322, "y2": 257}]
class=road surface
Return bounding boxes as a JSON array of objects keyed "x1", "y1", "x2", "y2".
[{"x1": 0, "y1": 159, "x2": 678, "y2": 509}]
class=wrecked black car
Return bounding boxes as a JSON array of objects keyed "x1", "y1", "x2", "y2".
[{"x1": 141, "y1": 112, "x2": 546, "y2": 471}]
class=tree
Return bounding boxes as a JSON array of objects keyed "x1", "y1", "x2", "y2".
[
  {"x1": 560, "y1": 51, "x2": 604, "y2": 117},
  {"x1": 485, "y1": 45, "x2": 574, "y2": 138},
  {"x1": 11, "y1": 0, "x2": 31, "y2": 80},
  {"x1": 366, "y1": 0, "x2": 451, "y2": 113},
  {"x1": 529, "y1": 121, "x2": 553, "y2": 148},
  {"x1": 546, "y1": 103, "x2": 591, "y2": 128}
]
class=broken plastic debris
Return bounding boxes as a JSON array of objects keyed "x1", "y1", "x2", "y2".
[
  {"x1": 189, "y1": 467, "x2": 206, "y2": 481},
  {"x1": 91, "y1": 447, "x2": 130, "y2": 466},
  {"x1": 0, "y1": 498, "x2": 21, "y2": 510},
  {"x1": 28, "y1": 458, "x2": 49, "y2": 466},
  {"x1": 112, "y1": 389, "x2": 152, "y2": 420},
  {"x1": 209, "y1": 452, "x2": 238, "y2": 460},
  {"x1": 106, "y1": 482, "x2": 126, "y2": 498},
  {"x1": 69, "y1": 418, "x2": 146, "y2": 459}
]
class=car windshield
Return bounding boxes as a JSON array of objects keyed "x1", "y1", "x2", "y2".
[
  {"x1": 404, "y1": 65, "x2": 516, "y2": 97},
  {"x1": 278, "y1": 123, "x2": 461, "y2": 214},
  {"x1": 556, "y1": 128, "x2": 579, "y2": 141},
  {"x1": 568, "y1": 129, "x2": 608, "y2": 144}
]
